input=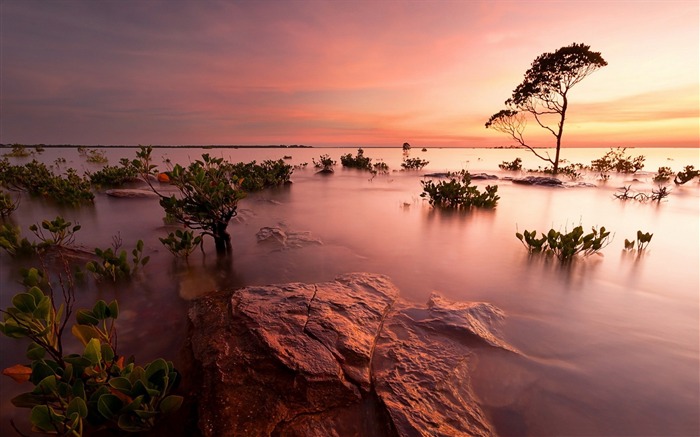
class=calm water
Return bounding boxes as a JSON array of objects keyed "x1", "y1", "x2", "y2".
[{"x1": 1, "y1": 146, "x2": 698, "y2": 436}]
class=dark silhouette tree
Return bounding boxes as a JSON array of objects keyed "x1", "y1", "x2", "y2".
[{"x1": 486, "y1": 43, "x2": 607, "y2": 174}]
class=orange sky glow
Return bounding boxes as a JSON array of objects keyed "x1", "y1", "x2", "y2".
[{"x1": 1, "y1": 1, "x2": 698, "y2": 148}]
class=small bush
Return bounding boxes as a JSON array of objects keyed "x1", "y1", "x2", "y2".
[
  {"x1": 86, "y1": 239, "x2": 149, "y2": 282},
  {"x1": 624, "y1": 230, "x2": 653, "y2": 251},
  {"x1": 87, "y1": 158, "x2": 140, "y2": 187},
  {"x1": 516, "y1": 225, "x2": 612, "y2": 262},
  {"x1": 420, "y1": 170, "x2": 499, "y2": 209},
  {"x1": 340, "y1": 148, "x2": 373, "y2": 171},
  {"x1": 402, "y1": 157, "x2": 429, "y2": 170},
  {"x1": 3, "y1": 144, "x2": 32, "y2": 158},
  {"x1": 0, "y1": 159, "x2": 94, "y2": 206},
  {"x1": 499, "y1": 158, "x2": 522, "y2": 171},
  {"x1": 653, "y1": 166, "x2": 674, "y2": 183},
  {"x1": 159, "y1": 229, "x2": 203, "y2": 260},
  {"x1": 674, "y1": 165, "x2": 699, "y2": 185},
  {"x1": 312, "y1": 154, "x2": 336, "y2": 172},
  {"x1": 79, "y1": 147, "x2": 108, "y2": 164},
  {"x1": 591, "y1": 147, "x2": 645, "y2": 175}
]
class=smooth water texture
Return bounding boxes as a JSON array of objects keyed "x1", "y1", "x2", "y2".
[{"x1": 1, "y1": 147, "x2": 698, "y2": 436}]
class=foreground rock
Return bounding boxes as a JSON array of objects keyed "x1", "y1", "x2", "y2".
[
  {"x1": 256, "y1": 226, "x2": 323, "y2": 249},
  {"x1": 187, "y1": 273, "x2": 516, "y2": 437}
]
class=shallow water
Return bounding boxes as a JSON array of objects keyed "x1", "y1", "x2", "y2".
[{"x1": 1, "y1": 146, "x2": 698, "y2": 436}]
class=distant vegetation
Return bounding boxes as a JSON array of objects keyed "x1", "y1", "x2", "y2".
[{"x1": 340, "y1": 148, "x2": 373, "y2": 171}]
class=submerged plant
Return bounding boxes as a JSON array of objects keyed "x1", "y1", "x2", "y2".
[
  {"x1": 87, "y1": 158, "x2": 140, "y2": 187},
  {"x1": 590, "y1": 147, "x2": 645, "y2": 176},
  {"x1": 159, "y1": 229, "x2": 203, "y2": 260},
  {"x1": 135, "y1": 147, "x2": 246, "y2": 253},
  {"x1": 85, "y1": 239, "x2": 149, "y2": 282},
  {"x1": 312, "y1": 154, "x2": 336, "y2": 172},
  {"x1": 499, "y1": 157, "x2": 522, "y2": 171},
  {"x1": 0, "y1": 159, "x2": 94, "y2": 206},
  {"x1": 0, "y1": 223, "x2": 36, "y2": 257},
  {"x1": 674, "y1": 165, "x2": 699, "y2": 185},
  {"x1": 340, "y1": 148, "x2": 373, "y2": 171},
  {"x1": 29, "y1": 216, "x2": 81, "y2": 251},
  {"x1": 516, "y1": 225, "x2": 612, "y2": 262},
  {"x1": 624, "y1": 230, "x2": 653, "y2": 251},
  {"x1": 653, "y1": 166, "x2": 674, "y2": 183},
  {"x1": 401, "y1": 157, "x2": 429, "y2": 170},
  {"x1": 420, "y1": 170, "x2": 499, "y2": 209}
]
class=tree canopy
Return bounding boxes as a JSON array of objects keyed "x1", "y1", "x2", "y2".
[{"x1": 486, "y1": 43, "x2": 607, "y2": 173}]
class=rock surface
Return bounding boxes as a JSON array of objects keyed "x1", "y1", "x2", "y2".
[
  {"x1": 104, "y1": 188, "x2": 159, "y2": 198},
  {"x1": 256, "y1": 226, "x2": 323, "y2": 249},
  {"x1": 511, "y1": 176, "x2": 563, "y2": 186},
  {"x1": 187, "y1": 273, "x2": 516, "y2": 437}
]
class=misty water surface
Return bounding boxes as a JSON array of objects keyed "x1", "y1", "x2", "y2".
[{"x1": 0, "y1": 147, "x2": 698, "y2": 436}]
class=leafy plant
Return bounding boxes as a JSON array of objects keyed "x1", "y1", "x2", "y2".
[
  {"x1": 674, "y1": 165, "x2": 699, "y2": 185},
  {"x1": 3, "y1": 144, "x2": 33, "y2": 158},
  {"x1": 29, "y1": 216, "x2": 81, "y2": 251},
  {"x1": 87, "y1": 158, "x2": 140, "y2": 187},
  {"x1": 0, "y1": 267, "x2": 182, "y2": 436},
  {"x1": 312, "y1": 154, "x2": 336, "y2": 172},
  {"x1": 79, "y1": 148, "x2": 108, "y2": 164},
  {"x1": 624, "y1": 230, "x2": 653, "y2": 251},
  {"x1": 420, "y1": 170, "x2": 500, "y2": 209},
  {"x1": 0, "y1": 190, "x2": 19, "y2": 217},
  {"x1": 0, "y1": 159, "x2": 94, "y2": 206},
  {"x1": 0, "y1": 223, "x2": 36, "y2": 257},
  {"x1": 653, "y1": 166, "x2": 674, "y2": 183},
  {"x1": 340, "y1": 148, "x2": 373, "y2": 171},
  {"x1": 499, "y1": 157, "x2": 522, "y2": 171},
  {"x1": 85, "y1": 239, "x2": 149, "y2": 282},
  {"x1": 230, "y1": 159, "x2": 293, "y2": 192},
  {"x1": 590, "y1": 147, "x2": 645, "y2": 176},
  {"x1": 401, "y1": 157, "x2": 429, "y2": 170},
  {"x1": 135, "y1": 146, "x2": 246, "y2": 253},
  {"x1": 159, "y1": 229, "x2": 203, "y2": 260},
  {"x1": 517, "y1": 225, "x2": 612, "y2": 262}
]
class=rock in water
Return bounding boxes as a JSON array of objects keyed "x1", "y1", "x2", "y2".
[
  {"x1": 187, "y1": 273, "x2": 516, "y2": 436},
  {"x1": 511, "y1": 176, "x2": 563, "y2": 186}
]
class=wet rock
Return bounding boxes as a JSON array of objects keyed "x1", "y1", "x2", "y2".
[
  {"x1": 104, "y1": 188, "x2": 158, "y2": 198},
  {"x1": 470, "y1": 173, "x2": 499, "y2": 180},
  {"x1": 256, "y1": 226, "x2": 322, "y2": 249},
  {"x1": 188, "y1": 273, "x2": 516, "y2": 437},
  {"x1": 423, "y1": 172, "x2": 451, "y2": 178},
  {"x1": 511, "y1": 176, "x2": 563, "y2": 186}
]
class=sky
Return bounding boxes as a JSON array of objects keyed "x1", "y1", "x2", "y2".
[{"x1": 1, "y1": 0, "x2": 698, "y2": 148}]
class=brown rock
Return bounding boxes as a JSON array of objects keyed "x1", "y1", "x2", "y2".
[
  {"x1": 104, "y1": 188, "x2": 158, "y2": 198},
  {"x1": 187, "y1": 273, "x2": 516, "y2": 437}
]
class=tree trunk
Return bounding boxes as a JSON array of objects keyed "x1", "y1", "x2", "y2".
[{"x1": 213, "y1": 222, "x2": 231, "y2": 254}]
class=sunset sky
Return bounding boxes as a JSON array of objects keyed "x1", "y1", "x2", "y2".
[{"x1": 1, "y1": 1, "x2": 698, "y2": 148}]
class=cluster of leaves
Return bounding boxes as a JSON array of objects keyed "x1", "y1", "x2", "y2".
[
  {"x1": 86, "y1": 158, "x2": 140, "y2": 187},
  {"x1": 624, "y1": 230, "x2": 653, "y2": 251},
  {"x1": 1, "y1": 190, "x2": 19, "y2": 217},
  {"x1": 614, "y1": 185, "x2": 670, "y2": 203},
  {"x1": 312, "y1": 154, "x2": 336, "y2": 172},
  {"x1": 674, "y1": 165, "x2": 699, "y2": 185},
  {"x1": 0, "y1": 273, "x2": 181, "y2": 436},
  {"x1": 528, "y1": 162, "x2": 584, "y2": 179},
  {"x1": 420, "y1": 170, "x2": 500, "y2": 209},
  {"x1": 590, "y1": 147, "x2": 645, "y2": 175},
  {"x1": 0, "y1": 159, "x2": 94, "y2": 206},
  {"x1": 3, "y1": 145, "x2": 33, "y2": 158},
  {"x1": 340, "y1": 148, "x2": 373, "y2": 171},
  {"x1": 230, "y1": 159, "x2": 293, "y2": 192},
  {"x1": 78, "y1": 147, "x2": 108, "y2": 164},
  {"x1": 372, "y1": 161, "x2": 389, "y2": 175},
  {"x1": 516, "y1": 225, "x2": 612, "y2": 262},
  {"x1": 86, "y1": 239, "x2": 149, "y2": 282},
  {"x1": 499, "y1": 158, "x2": 522, "y2": 171},
  {"x1": 0, "y1": 217, "x2": 82, "y2": 258},
  {"x1": 159, "y1": 229, "x2": 202, "y2": 260},
  {"x1": 653, "y1": 166, "x2": 674, "y2": 183},
  {"x1": 401, "y1": 157, "x2": 429, "y2": 170}
]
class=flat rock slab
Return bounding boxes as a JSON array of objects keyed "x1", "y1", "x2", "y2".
[
  {"x1": 187, "y1": 273, "x2": 516, "y2": 437},
  {"x1": 511, "y1": 176, "x2": 563, "y2": 186},
  {"x1": 104, "y1": 188, "x2": 159, "y2": 198}
]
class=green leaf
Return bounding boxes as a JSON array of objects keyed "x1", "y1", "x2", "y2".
[
  {"x1": 71, "y1": 324, "x2": 102, "y2": 346},
  {"x1": 26, "y1": 342, "x2": 46, "y2": 360},
  {"x1": 76, "y1": 309, "x2": 99, "y2": 326},
  {"x1": 108, "y1": 300, "x2": 119, "y2": 319},
  {"x1": 67, "y1": 397, "x2": 88, "y2": 419},
  {"x1": 97, "y1": 393, "x2": 123, "y2": 419},
  {"x1": 109, "y1": 377, "x2": 133, "y2": 394},
  {"x1": 30, "y1": 405, "x2": 56, "y2": 433},
  {"x1": 83, "y1": 338, "x2": 102, "y2": 365},
  {"x1": 93, "y1": 300, "x2": 109, "y2": 319},
  {"x1": 159, "y1": 395, "x2": 183, "y2": 414},
  {"x1": 10, "y1": 392, "x2": 45, "y2": 408},
  {"x1": 12, "y1": 293, "x2": 37, "y2": 313}
]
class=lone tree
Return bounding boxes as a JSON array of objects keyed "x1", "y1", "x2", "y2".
[{"x1": 486, "y1": 43, "x2": 607, "y2": 174}]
